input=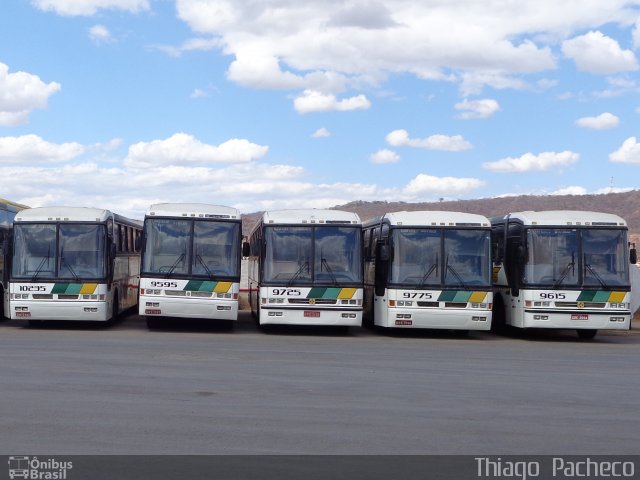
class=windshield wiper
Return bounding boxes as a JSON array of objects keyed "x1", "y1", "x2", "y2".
[
  {"x1": 31, "y1": 245, "x2": 51, "y2": 282},
  {"x1": 60, "y1": 248, "x2": 79, "y2": 280},
  {"x1": 287, "y1": 260, "x2": 309, "y2": 287},
  {"x1": 553, "y1": 252, "x2": 575, "y2": 288},
  {"x1": 166, "y1": 253, "x2": 185, "y2": 277},
  {"x1": 419, "y1": 255, "x2": 438, "y2": 287},
  {"x1": 320, "y1": 258, "x2": 338, "y2": 285},
  {"x1": 584, "y1": 254, "x2": 608, "y2": 289},
  {"x1": 196, "y1": 254, "x2": 214, "y2": 278},
  {"x1": 444, "y1": 255, "x2": 467, "y2": 288}
]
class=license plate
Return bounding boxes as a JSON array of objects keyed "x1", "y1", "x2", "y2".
[
  {"x1": 145, "y1": 309, "x2": 162, "y2": 315},
  {"x1": 395, "y1": 320, "x2": 412, "y2": 326},
  {"x1": 16, "y1": 312, "x2": 31, "y2": 317},
  {"x1": 304, "y1": 311, "x2": 320, "y2": 318},
  {"x1": 571, "y1": 314, "x2": 589, "y2": 320}
]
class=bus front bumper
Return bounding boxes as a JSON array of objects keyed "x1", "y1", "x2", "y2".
[
  {"x1": 139, "y1": 295, "x2": 239, "y2": 321},
  {"x1": 522, "y1": 310, "x2": 630, "y2": 330},
  {"x1": 10, "y1": 301, "x2": 109, "y2": 321},
  {"x1": 379, "y1": 308, "x2": 492, "y2": 330}
]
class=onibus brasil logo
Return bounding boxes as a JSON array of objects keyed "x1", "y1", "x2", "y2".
[{"x1": 8, "y1": 456, "x2": 73, "y2": 479}]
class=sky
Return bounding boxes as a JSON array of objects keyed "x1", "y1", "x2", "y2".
[{"x1": 1, "y1": 0, "x2": 640, "y2": 219}]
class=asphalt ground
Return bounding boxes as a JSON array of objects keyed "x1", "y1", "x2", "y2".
[{"x1": 0, "y1": 311, "x2": 639, "y2": 455}]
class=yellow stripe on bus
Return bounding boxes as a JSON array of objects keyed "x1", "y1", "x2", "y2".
[
  {"x1": 469, "y1": 291, "x2": 487, "y2": 303},
  {"x1": 608, "y1": 291, "x2": 626, "y2": 303},
  {"x1": 338, "y1": 288, "x2": 357, "y2": 299},
  {"x1": 213, "y1": 282, "x2": 233, "y2": 293},
  {"x1": 80, "y1": 283, "x2": 98, "y2": 294}
]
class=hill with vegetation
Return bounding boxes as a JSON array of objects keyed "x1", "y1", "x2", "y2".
[{"x1": 242, "y1": 190, "x2": 640, "y2": 246}]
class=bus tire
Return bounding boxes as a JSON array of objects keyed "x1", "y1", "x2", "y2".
[
  {"x1": 111, "y1": 293, "x2": 120, "y2": 322},
  {"x1": 146, "y1": 316, "x2": 161, "y2": 330},
  {"x1": 491, "y1": 296, "x2": 506, "y2": 333},
  {"x1": 577, "y1": 329, "x2": 597, "y2": 340}
]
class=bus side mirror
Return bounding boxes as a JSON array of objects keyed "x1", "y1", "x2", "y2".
[
  {"x1": 631, "y1": 247, "x2": 637, "y2": 265},
  {"x1": 242, "y1": 242, "x2": 250, "y2": 258},
  {"x1": 378, "y1": 243, "x2": 390, "y2": 263},
  {"x1": 134, "y1": 236, "x2": 142, "y2": 251},
  {"x1": 110, "y1": 242, "x2": 117, "y2": 258}
]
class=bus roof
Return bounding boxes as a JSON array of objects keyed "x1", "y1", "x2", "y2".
[
  {"x1": 147, "y1": 203, "x2": 240, "y2": 220},
  {"x1": 15, "y1": 206, "x2": 142, "y2": 227},
  {"x1": 364, "y1": 210, "x2": 490, "y2": 228},
  {"x1": 261, "y1": 209, "x2": 361, "y2": 226},
  {"x1": 0, "y1": 197, "x2": 28, "y2": 213},
  {"x1": 492, "y1": 210, "x2": 627, "y2": 227}
]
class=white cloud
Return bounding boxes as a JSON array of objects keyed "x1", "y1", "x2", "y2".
[
  {"x1": 31, "y1": 0, "x2": 149, "y2": 16},
  {"x1": 551, "y1": 186, "x2": 588, "y2": 196},
  {"x1": 562, "y1": 31, "x2": 639, "y2": 74},
  {"x1": 609, "y1": 137, "x2": 640, "y2": 164},
  {"x1": 0, "y1": 62, "x2": 61, "y2": 126},
  {"x1": 311, "y1": 128, "x2": 331, "y2": 138},
  {"x1": 575, "y1": 112, "x2": 620, "y2": 129},
  {"x1": 386, "y1": 129, "x2": 472, "y2": 151},
  {"x1": 454, "y1": 98, "x2": 500, "y2": 119},
  {"x1": 369, "y1": 149, "x2": 399, "y2": 164},
  {"x1": 483, "y1": 151, "x2": 580, "y2": 172},
  {"x1": 404, "y1": 173, "x2": 484, "y2": 195},
  {"x1": 294, "y1": 90, "x2": 371, "y2": 114},
  {"x1": 0, "y1": 135, "x2": 85, "y2": 163},
  {"x1": 88, "y1": 24, "x2": 113, "y2": 44},
  {"x1": 124, "y1": 133, "x2": 269, "y2": 168},
  {"x1": 174, "y1": 0, "x2": 579, "y2": 96},
  {"x1": 190, "y1": 89, "x2": 209, "y2": 99},
  {"x1": 154, "y1": 37, "x2": 221, "y2": 58}
]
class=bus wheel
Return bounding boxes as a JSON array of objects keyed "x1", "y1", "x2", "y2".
[
  {"x1": 577, "y1": 329, "x2": 597, "y2": 340},
  {"x1": 146, "y1": 316, "x2": 162, "y2": 330},
  {"x1": 491, "y1": 296, "x2": 506, "y2": 333},
  {"x1": 111, "y1": 294, "x2": 120, "y2": 322}
]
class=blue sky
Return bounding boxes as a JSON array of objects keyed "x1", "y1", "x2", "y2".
[{"x1": 1, "y1": 0, "x2": 640, "y2": 219}]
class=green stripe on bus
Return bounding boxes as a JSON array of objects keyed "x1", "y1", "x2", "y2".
[
  {"x1": 577, "y1": 291, "x2": 612, "y2": 302},
  {"x1": 307, "y1": 287, "x2": 326, "y2": 298},
  {"x1": 437, "y1": 291, "x2": 473, "y2": 302},
  {"x1": 306, "y1": 287, "x2": 347, "y2": 299},
  {"x1": 52, "y1": 283, "x2": 83, "y2": 294},
  {"x1": 184, "y1": 280, "x2": 218, "y2": 292}
]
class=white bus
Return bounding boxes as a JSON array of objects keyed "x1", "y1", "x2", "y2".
[
  {"x1": 491, "y1": 210, "x2": 637, "y2": 339},
  {"x1": 245, "y1": 209, "x2": 363, "y2": 327},
  {"x1": 139, "y1": 203, "x2": 242, "y2": 328},
  {"x1": 9, "y1": 206, "x2": 142, "y2": 323},
  {"x1": 363, "y1": 211, "x2": 493, "y2": 332},
  {"x1": 1, "y1": 198, "x2": 28, "y2": 319}
]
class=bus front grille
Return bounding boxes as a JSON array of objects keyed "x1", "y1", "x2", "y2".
[
  {"x1": 554, "y1": 302, "x2": 607, "y2": 308},
  {"x1": 288, "y1": 298, "x2": 337, "y2": 305},
  {"x1": 417, "y1": 301, "x2": 439, "y2": 307}
]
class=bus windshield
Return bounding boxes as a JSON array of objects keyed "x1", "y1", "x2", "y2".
[
  {"x1": 12, "y1": 223, "x2": 106, "y2": 280},
  {"x1": 390, "y1": 228, "x2": 491, "y2": 288},
  {"x1": 524, "y1": 228, "x2": 629, "y2": 288},
  {"x1": 142, "y1": 218, "x2": 240, "y2": 278},
  {"x1": 263, "y1": 226, "x2": 362, "y2": 284}
]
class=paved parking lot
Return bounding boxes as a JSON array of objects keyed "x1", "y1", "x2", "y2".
[{"x1": 0, "y1": 311, "x2": 638, "y2": 455}]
